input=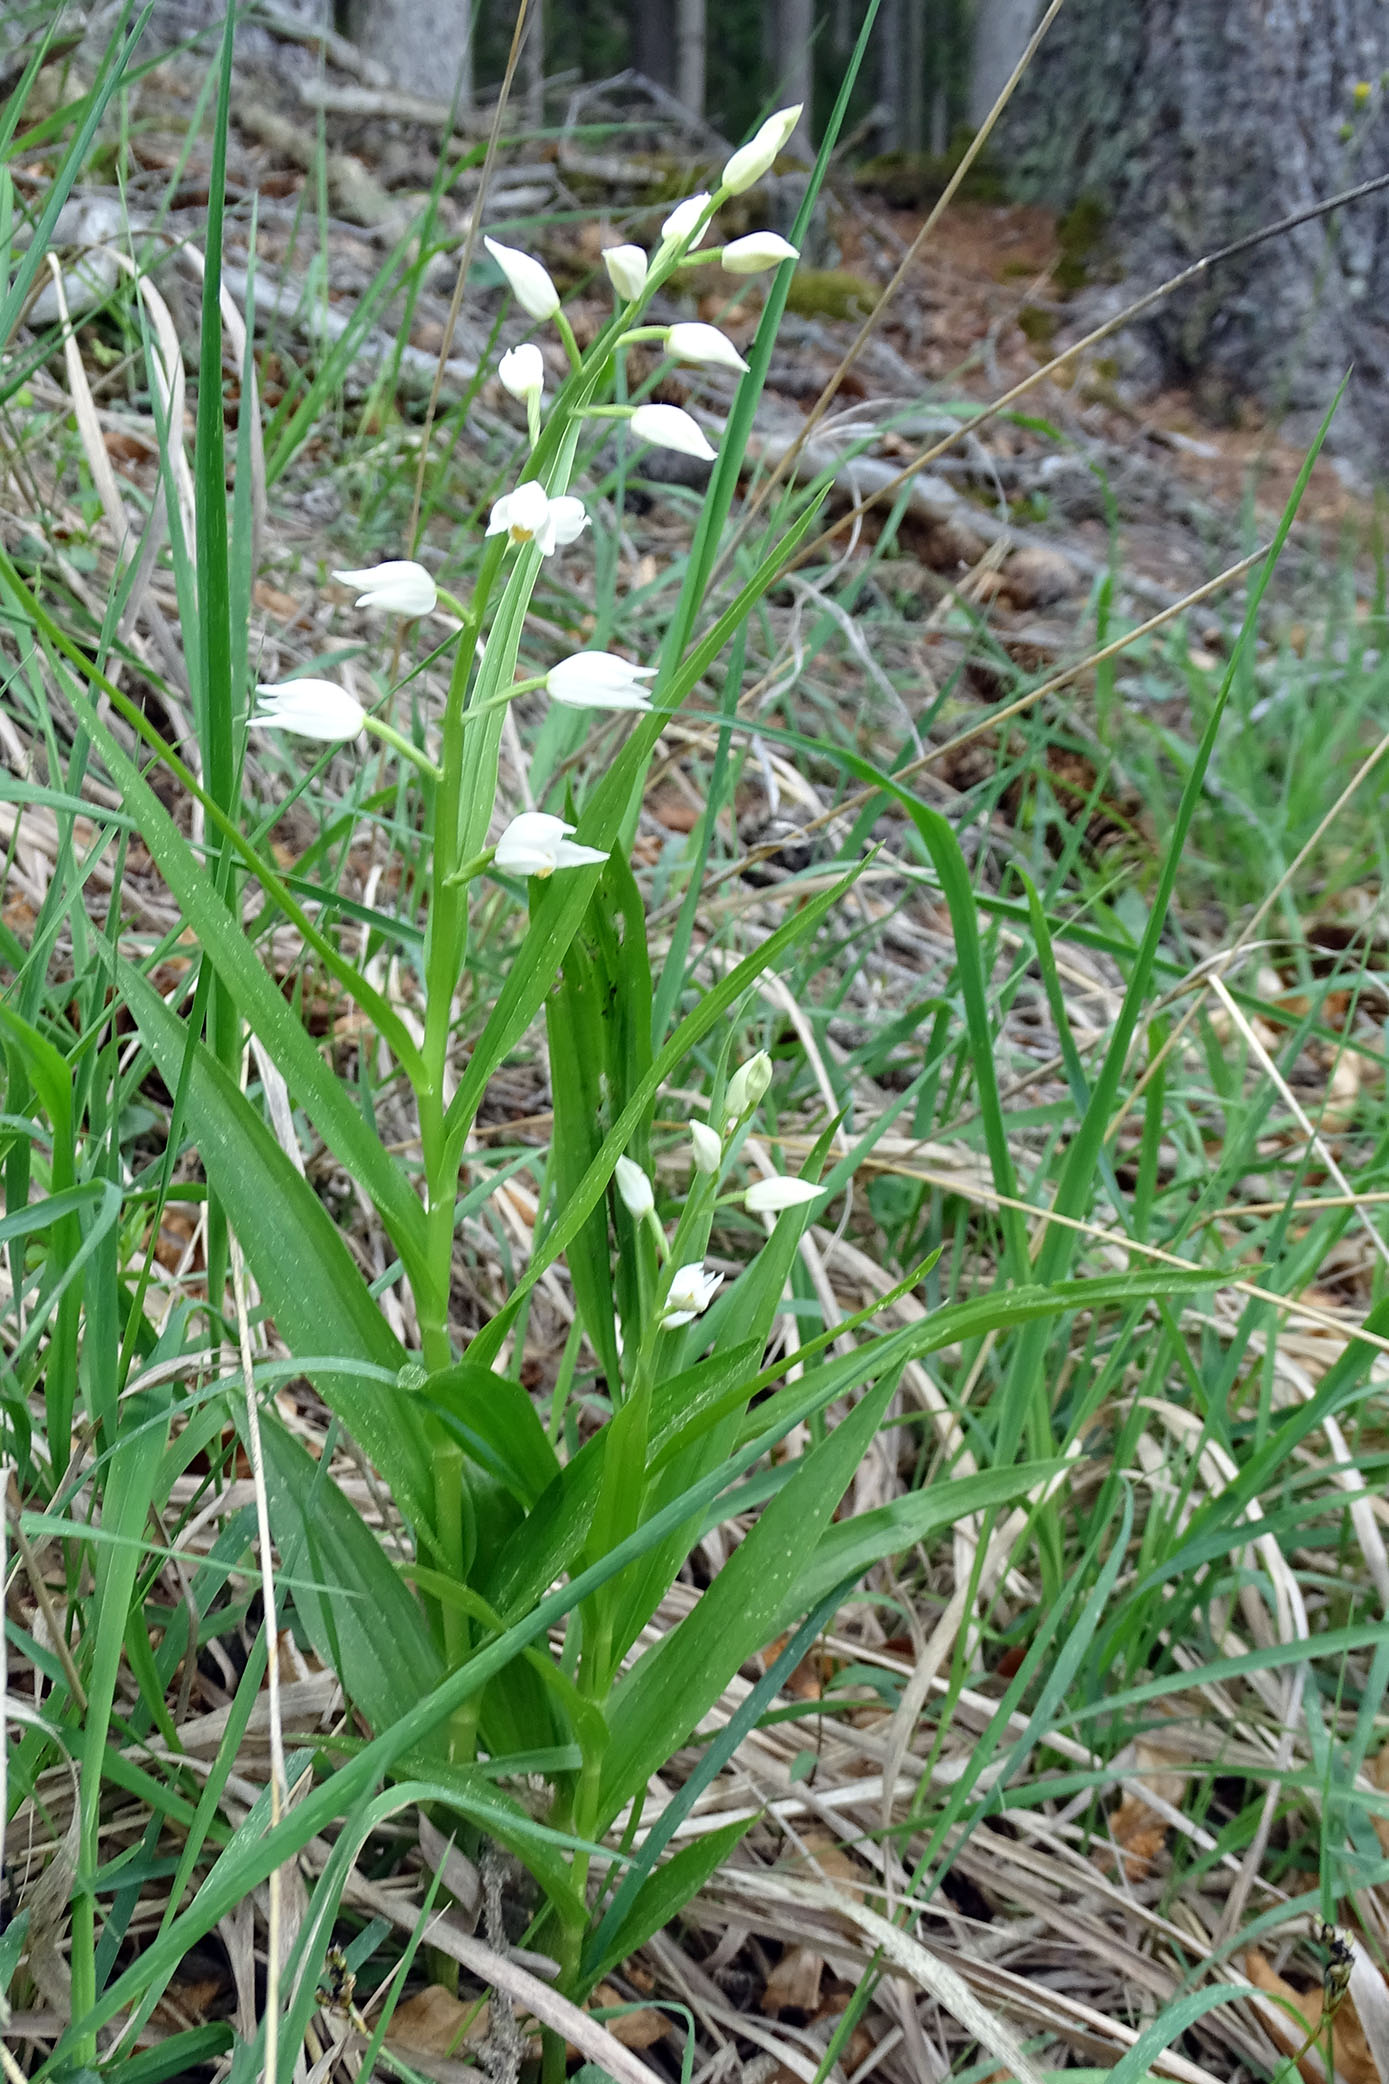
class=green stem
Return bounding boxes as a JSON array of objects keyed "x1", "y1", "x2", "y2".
[
  {"x1": 556, "y1": 309, "x2": 582, "y2": 369},
  {"x1": 362, "y1": 713, "x2": 442, "y2": 779}
]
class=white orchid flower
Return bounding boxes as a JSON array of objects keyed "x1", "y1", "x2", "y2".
[
  {"x1": 545, "y1": 652, "x2": 655, "y2": 711},
  {"x1": 721, "y1": 105, "x2": 802, "y2": 195},
  {"x1": 629, "y1": 403, "x2": 717, "y2": 461},
  {"x1": 660, "y1": 193, "x2": 713, "y2": 251},
  {"x1": 723, "y1": 1050, "x2": 772, "y2": 1126},
  {"x1": 660, "y1": 1261, "x2": 723, "y2": 1328},
  {"x1": 252, "y1": 678, "x2": 366, "y2": 742},
  {"x1": 614, "y1": 1155, "x2": 655, "y2": 1220},
  {"x1": 665, "y1": 322, "x2": 749, "y2": 373},
  {"x1": 689, "y1": 1120, "x2": 723, "y2": 1174},
  {"x1": 745, "y1": 1175, "x2": 825, "y2": 1214},
  {"x1": 498, "y1": 342, "x2": 545, "y2": 405},
  {"x1": 483, "y1": 236, "x2": 560, "y2": 321},
  {"x1": 603, "y1": 243, "x2": 649, "y2": 301},
  {"x1": 331, "y1": 560, "x2": 437, "y2": 617},
  {"x1": 721, "y1": 232, "x2": 801, "y2": 275},
  {"x1": 486, "y1": 481, "x2": 590, "y2": 555},
  {"x1": 494, "y1": 811, "x2": 609, "y2": 878}
]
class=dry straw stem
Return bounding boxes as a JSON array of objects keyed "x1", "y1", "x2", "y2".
[
  {"x1": 741, "y1": 0, "x2": 1069, "y2": 526},
  {"x1": 405, "y1": 0, "x2": 532, "y2": 559},
  {"x1": 761, "y1": 162, "x2": 1389, "y2": 591},
  {"x1": 230, "y1": 1231, "x2": 290, "y2": 2077}
]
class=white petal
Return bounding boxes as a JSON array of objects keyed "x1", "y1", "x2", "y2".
[
  {"x1": 498, "y1": 342, "x2": 545, "y2": 403},
  {"x1": 629, "y1": 403, "x2": 717, "y2": 462},
  {"x1": 546, "y1": 651, "x2": 654, "y2": 710},
  {"x1": 494, "y1": 811, "x2": 607, "y2": 877},
  {"x1": 745, "y1": 1175, "x2": 824, "y2": 1214},
  {"x1": 660, "y1": 193, "x2": 713, "y2": 249},
  {"x1": 483, "y1": 235, "x2": 560, "y2": 321},
  {"x1": 603, "y1": 243, "x2": 649, "y2": 301},
  {"x1": 721, "y1": 232, "x2": 800, "y2": 275},
  {"x1": 332, "y1": 559, "x2": 436, "y2": 616},
  {"x1": 548, "y1": 495, "x2": 590, "y2": 547},
  {"x1": 553, "y1": 838, "x2": 611, "y2": 870},
  {"x1": 252, "y1": 678, "x2": 366, "y2": 742},
  {"x1": 490, "y1": 479, "x2": 551, "y2": 545},
  {"x1": 723, "y1": 1049, "x2": 772, "y2": 1124},
  {"x1": 721, "y1": 105, "x2": 802, "y2": 195},
  {"x1": 660, "y1": 1261, "x2": 723, "y2": 1327},
  {"x1": 689, "y1": 1120, "x2": 723, "y2": 1174},
  {"x1": 666, "y1": 321, "x2": 749, "y2": 373},
  {"x1": 614, "y1": 1155, "x2": 655, "y2": 1219}
]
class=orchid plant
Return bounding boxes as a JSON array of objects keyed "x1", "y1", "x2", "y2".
[{"x1": 2, "y1": 73, "x2": 1081, "y2": 2076}]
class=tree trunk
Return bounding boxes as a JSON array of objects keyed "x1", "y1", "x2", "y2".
[
  {"x1": 969, "y1": 0, "x2": 1037, "y2": 125},
  {"x1": 631, "y1": 0, "x2": 678, "y2": 89},
  {"x1": 676, "y1": 0, "x2": 705, "y2": 114},
  {"x1": 875, "y1": 0, "x2": 903, "y2": 149},
  {"x1": 338, "y1": 0, "x2": 471, "y2": 103},
  {"x1": 772, "y1": 0, "x2": 815, "y2": 153},
  {"x1": 996, "y1": 0, "x2": 1389, "y2": 466},
  {"x1": 523, "y1": 0, "x2": 545, "y2": 127}
]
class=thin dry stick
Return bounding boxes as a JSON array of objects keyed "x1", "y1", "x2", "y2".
[
  {"x1": 852, "y1": 1160, "x2": 1389, "y2": 1361},
  {"x1": 739, "y1": 0, "x2": 1069, "y2": 526},
  {"x1": 786, "y1": 545, "x2": 1267, "y2": 843},
  {"x1": 405, "y1": 0, "x2": 531, "y2": 559},
  {"x1": 1208, "y1": 973, "x2": 1389, "y2": 1278},
  {"x1": 230, "y1": 1233, "x2": 289, "y2": 2081},
  {"x1": 768, "y1": 165, "x2": 1389, "y2": 587}
]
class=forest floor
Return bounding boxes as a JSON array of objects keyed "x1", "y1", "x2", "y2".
[{"x1": 8, "y1": 15, "x2": 1389, "y2": 2084}]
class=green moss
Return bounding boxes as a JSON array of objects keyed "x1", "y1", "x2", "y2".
[
  {"x1": 854, "y1": 141, "x2": 1008, "y2": 209},
  {"x1": 1054, "y1": 193, "x2": 1111, "y2": 293},
  {"x1": 1018, "y1": 305, "x2": 1058, "y2": 351},
  {"x1": 784, "y1": 268, "x2": 878, "y2": 320}
]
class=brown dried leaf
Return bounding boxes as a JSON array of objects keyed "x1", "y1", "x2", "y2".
[
  {"x1": 592, "y1": 1985, "x2": 671, "y2": 2048},
  {"x1": 763, "y1": 1836, "x2": 862, "y2": 2016},
  {"x1": 1105, "y1": 1736, "x2": 1191, "y2": 1881},
  {"x1": 1371, "y1": 1738, "x2": 1389, "y2": 1856},
  {"x1": 387, "y1": 1985, "x2": 490, "y2": 2056}
]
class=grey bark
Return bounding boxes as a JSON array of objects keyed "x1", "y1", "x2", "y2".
[
  {"x1": 773, "y1": 0, "x2": 814, "y2": 153},
  {"x1": 996, "y1": 0, "x2": 1389, "y2": 467},
  {"x1": 337, "y1": 0, "x2": 472, "y2": 103},
  {"x1": 675, "y1": 0, "x2": 705, "y2": 115},
  {"x1": 631, "y1": 0, "x2": 678, "y2": 89},
  {"x1": 875, "y1": 0, "x2": 904, "y2": 148},
  {"x1": 969, "y1": 0, "x2": 1037, "y2": 125}
]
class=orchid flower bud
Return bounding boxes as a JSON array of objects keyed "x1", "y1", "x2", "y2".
[
  {"x1": 498, "y1": 342, "x2": 545, "y2": 406},
  {"x1": 689, "y1": 1120, "x2": 723, "y2": 1174},
  {"x1": 484, "y1": 236, "x2": 560, "y2": 320},
  {"x1": 665, "y1": 322, "x2": 749, "y2": 373},
  {"x1": 603, "y1": 243, "x2": 649, "y2": 301},
  {"x1": 252, "y1": 678, "x2": 366, "y2": 742},
  {"x1": 614, "y1": 1155, "x2": 655, "y2": 1220},
  {"x1": 331, "y1": 560, "x2": 437, "y2": 617},
  {"x1": 545, "y1": 652, "x2": 654, "y2": 711},
  {"x1": 745, "y1": 1175, "x2": 824, "y2": 1214},
  {"x1": 723, "y1": 1050, "x2": 772, "y2": 1126},
  {"x1": 660, "y1": 193, "x2": 712, "y2": 251},
  {"x1": 721, "y1": 232, "x2": 800, "y2": 275},
  {"x1": 629, "y1": 403, "x2": 717, "y2": 461},
  {"x1": 721, "y1": 105, "x2": 802, "y2": 195}
]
